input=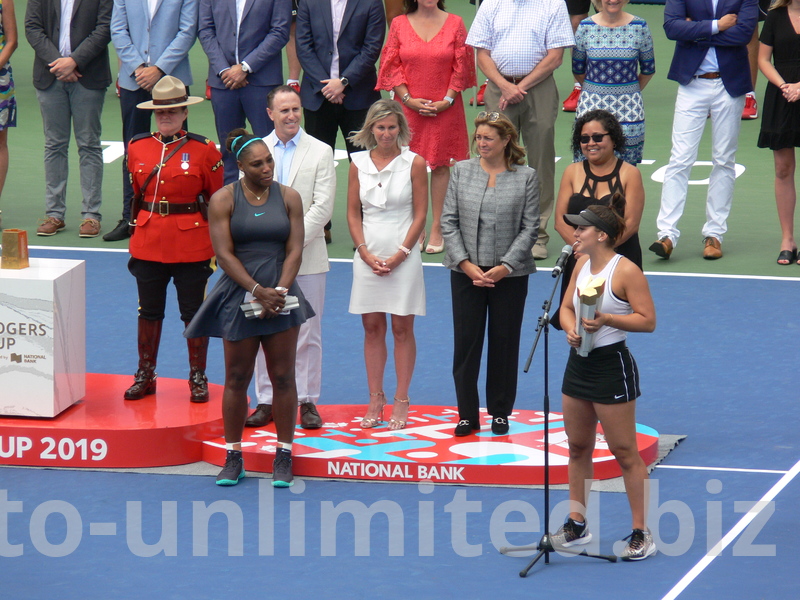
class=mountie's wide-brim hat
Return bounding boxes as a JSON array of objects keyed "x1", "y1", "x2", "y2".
[{"x1": 136, "y1": 76, "x2": 204, "y2": 110}]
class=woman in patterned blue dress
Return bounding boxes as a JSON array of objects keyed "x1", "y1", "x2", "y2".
[
  {"x1": 0, "y1": 0, "x2": 17, "y2": 227},
  {"x1": 572, "y1": 0, "x2": 654, "y2": 165}
]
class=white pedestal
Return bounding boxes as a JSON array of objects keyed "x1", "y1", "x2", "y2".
[{"x1": 0, "y1": 258, "x2": 86, "y2": 417}]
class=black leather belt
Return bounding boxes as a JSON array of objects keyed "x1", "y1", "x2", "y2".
[
  {"x1": 140, "y1": 200, "x2": 200, "y2": 216},
  {"x1": 695, "y1": 72, "x2": 721, "y2": 79},
  {"x1": 503, "y1": 74, "x2": 525, "y2": 84}
]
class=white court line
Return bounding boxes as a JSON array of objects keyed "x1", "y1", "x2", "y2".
[
  {"x1": 662, "y1": 457, "x2": 800, "y2": 600},
  {"x1": 657, "y1": 465, "x2": 789, "y2": 475},
  {"x1": 29, "y1": 245, "x2": 129, "y2": 254},
  {"x1": 331, "y1": 257, "x2": 800, "y2": 282},
  {"x1": 39, "y1": 251, "x2": 800, "y2": 282}
]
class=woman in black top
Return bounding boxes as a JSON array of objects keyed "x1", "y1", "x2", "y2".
[{"x1": 552, "y1": 110, "x2": 644, "y2": 329}]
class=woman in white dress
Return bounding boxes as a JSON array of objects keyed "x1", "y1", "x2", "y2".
[{"x1": 347, "y1": 99, "x2": 428, "y2": 430}]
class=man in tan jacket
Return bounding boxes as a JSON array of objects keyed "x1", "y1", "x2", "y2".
[{"x1": 246, "y1": 85, "x2": 336, "y2": 430}]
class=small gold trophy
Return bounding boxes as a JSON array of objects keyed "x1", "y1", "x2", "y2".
[
  {"x1": 577, "y1": 275, "x2": 606, "y2": 357},
  {"x1": 1, "y1": 229, "x2": 30, "y2": 269}
]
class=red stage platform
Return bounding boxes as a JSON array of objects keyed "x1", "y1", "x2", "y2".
[
  {"x1": 2, "y1": 383, "x2": 658, "y2": 485},
  {"x1": 203, "y1": 405, "x2": 659, "y2": 486},
  {"x1": 0, "y1": 373, "x2": 224, "y2": 468}
]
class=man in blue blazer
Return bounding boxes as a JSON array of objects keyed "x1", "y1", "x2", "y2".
[
  {"x1": 295, "y1": 0, "x2": 384, "y2": 158},
  {"x1": 198, "y1": 0, "x2": 291, "y2": 184},
  {"x1": 650, "y1": 0, "x2": 757, "y2": 260},
  {"x1": 104, "y1": 0, "x2": 199, "y2": 241}
]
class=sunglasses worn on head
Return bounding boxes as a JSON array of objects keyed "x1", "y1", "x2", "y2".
[
  {"x1": 580, "y1": 133, "x2": 610, "y2": 144},
  {"x1": 477, "y1": 111, "x2": 501, "y2": 122}
]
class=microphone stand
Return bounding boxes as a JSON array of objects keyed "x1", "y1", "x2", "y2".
[{"x1": 499, "y1": 263, "x2": 617, "y2": 576}]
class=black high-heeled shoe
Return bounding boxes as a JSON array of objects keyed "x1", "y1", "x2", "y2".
[{"x1": 777, "y1": 248, "x2": 797, "y2": 265}]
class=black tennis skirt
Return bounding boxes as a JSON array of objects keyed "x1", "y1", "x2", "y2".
[{"x1": 562, "y1": 341, "x2": 641, "y2": 405}]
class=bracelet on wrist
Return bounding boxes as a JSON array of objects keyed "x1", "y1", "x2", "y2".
[
  {"x1": 401, "y1": 93, "x2": 411, "y2": 104},
  {"x1": 356, "y1": 243, "x2": 367, "y2": 253},
  {"x1": 399, "y1": 245, "x2": 411, "y2": 256},
  {"x1": 250, "y1": 282, "x2": 260, "y2": 295},
  {"x1": 443, "y1": 96, "x2": 455, "y2": 105}
]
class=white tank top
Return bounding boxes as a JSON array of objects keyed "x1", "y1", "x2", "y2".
[{"x1": 572, "y1": 253, "x2": 631, "y2": 349}]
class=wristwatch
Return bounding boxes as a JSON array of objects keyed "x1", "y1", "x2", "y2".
[{"x1": 340, "y1": 77, "x2": 349, "y2": 88}]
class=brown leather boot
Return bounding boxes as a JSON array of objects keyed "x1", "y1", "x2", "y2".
[
  {"x1": 187, "y1": 335, "x2": 209, "y2": 403},
  {"x1": 124, "y1": 318, "x2": 162, "y2": 400}
]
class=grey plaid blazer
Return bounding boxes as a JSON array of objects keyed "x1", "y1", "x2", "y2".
[{"x1": 441, "y1": 158, "x2": 539, "y2": 276}]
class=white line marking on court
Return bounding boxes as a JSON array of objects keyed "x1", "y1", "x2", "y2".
[
  {"x1": 662, "y1": 457, "x2": 800, "y2": 600},
  {"x1": 657, "y1": 465, "x2": 788, "y2": 475},
  {"x1": 332, "y1": 258, "x2": 800, "y2": 281},
  {"x1": 39, "y1": 253, "x2": 800, "y2": 283},
  {"x1": 642, "y1": 271, "x2": 800, "y2": 282},
  {"x1": 29, "y1": 245, "x2": 130, "y2": 254}
]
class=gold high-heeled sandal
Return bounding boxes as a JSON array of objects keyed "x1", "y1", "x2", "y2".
[
  {"x1": 389, "y1": 397, "x2": 410, "y2": 430},
  {"x1": 361, "y1": 391, "x2": 386, "y2": 429}
]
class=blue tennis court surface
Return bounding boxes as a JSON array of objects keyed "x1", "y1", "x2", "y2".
[{"x1": 1, "y1": 248, "x2": 797, "y2": 599}]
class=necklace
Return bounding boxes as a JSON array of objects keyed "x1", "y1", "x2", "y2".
[{"x1": 241, "y1": 179, "x2": 268, "y2": 202}]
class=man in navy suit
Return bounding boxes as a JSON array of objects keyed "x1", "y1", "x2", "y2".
[
  {"x1": 198, "y1": 0, "x2": 291, "y2": 183},
  {"x1": 295, "y1": 0, "x2": 384, "y2": 158},
  {"x1": 650, "y1": 0, "x2": 757, "y2": 260}
]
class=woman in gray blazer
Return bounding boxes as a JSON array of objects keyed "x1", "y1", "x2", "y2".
[{"x1": 441, "y1": 112, "x2": 540, "y2": 437}]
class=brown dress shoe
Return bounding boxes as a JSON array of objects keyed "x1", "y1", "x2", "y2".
[
  {"x1": 703, "y1": 236, "x2": 722, "y2": 259},
  {"x1": 37, "y1": 216, "x2": 66, "y2": 236},
  {"x1": 245, "y1": 404, "x2": 273, "y2": 427},
  {"x1": 648, "y1": 237, "x2": 673, "y2": 259},
  {"x1": 79, "y1": 218, "x2": 101, "y2": 238},
  {"x1": 299, "y1": 402, "x2": 322, "y2": 429}
]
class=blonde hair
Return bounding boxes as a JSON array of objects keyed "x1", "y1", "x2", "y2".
[
  {"x1": 348, "y1": 99, "x2": 412, "y2": 149},
  {"x1": 771, "y1": 0, "x2": 788, "y2": 8}
]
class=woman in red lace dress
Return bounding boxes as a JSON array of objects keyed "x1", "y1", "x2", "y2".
[{"x1": 377, "y1": 0, "x2": 475, "y2": 254}]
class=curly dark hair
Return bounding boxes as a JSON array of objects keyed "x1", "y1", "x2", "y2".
[{"x1": 571, "y1": 109, "x2": 626, "y2": 156}]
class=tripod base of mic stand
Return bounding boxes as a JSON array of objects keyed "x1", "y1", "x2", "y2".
[{"x1": 500, "y1": 533, "x2": 617, "y2": 577}]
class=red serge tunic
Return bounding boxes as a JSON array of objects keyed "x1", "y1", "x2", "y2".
[{"x1": 127, "y1": 131, "x2": 224, "y2": 263}]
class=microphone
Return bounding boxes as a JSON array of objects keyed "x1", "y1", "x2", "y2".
[{"x1": 551, "y1": 244, "x2": 574, "y2": 278}]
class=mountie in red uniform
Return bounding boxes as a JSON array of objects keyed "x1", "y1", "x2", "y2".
[
  {"x1": 128, "y1": 130, "x2": 224, "y2": 263},
  {"x1": 123, "y1": 130, "x2": 223, "y2": 404}
]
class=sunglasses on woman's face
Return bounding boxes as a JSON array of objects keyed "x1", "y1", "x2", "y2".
[
  {"x1": 477, "y1": 111, "x2": 501, "y2": 122},
  {"x1": 580, "y1": 132, "x2": 610, "y2": 144}
]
